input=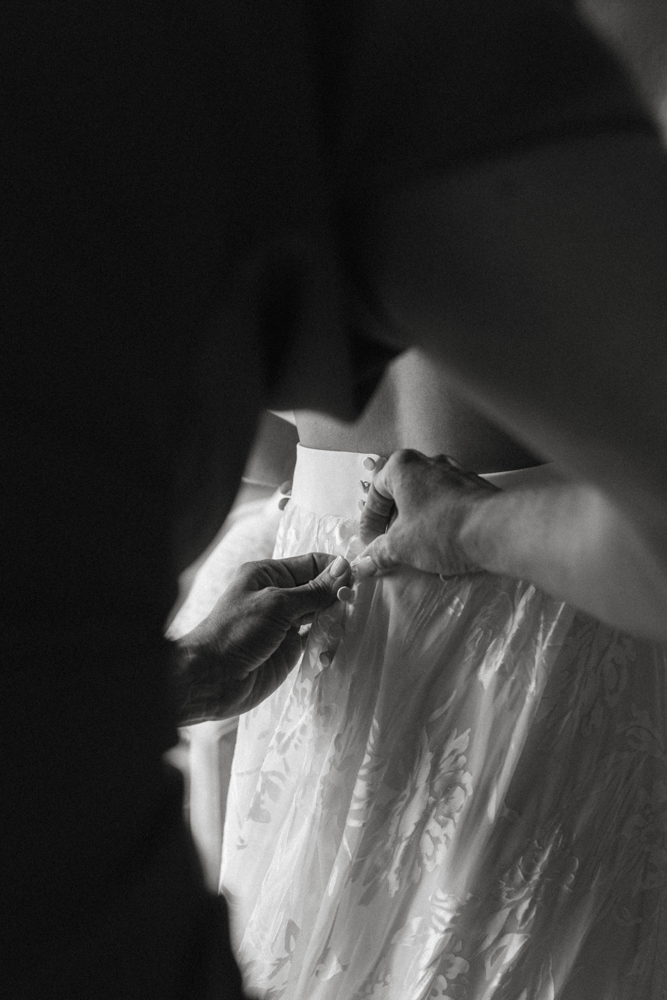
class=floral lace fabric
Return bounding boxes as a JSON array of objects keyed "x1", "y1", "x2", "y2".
[{"x1": 221, "y1": 500, "x2": 667, "y2": 1000}]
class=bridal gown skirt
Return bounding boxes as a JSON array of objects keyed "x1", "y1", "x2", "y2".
[{"x1": 220, "y1": 446, "x2": 667, "y2": 1000}]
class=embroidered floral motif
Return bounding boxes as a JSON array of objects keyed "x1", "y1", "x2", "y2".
[
  {"x1": 426, "y1": 946, "x2": 470, "y2": 1000},
  {"x1": 356, "y1": 965, "x2": 393, "y2": 999},
  {"x1": 220, "y1": 497, "x2": 667, "y2": 1000},
  {"x1": 420, "y1": 732, "x2": 474, "y2": 875}
]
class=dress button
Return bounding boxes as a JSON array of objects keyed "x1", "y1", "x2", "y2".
[
  {"x1": 319, "y1": 651, "x2": 333, "y2": 667},
  {"x1": 337, "y1": 586, "x2": 354, "y2": 603},
  {"x1": 278, "y1": 496, "x2": 290, "y2": 510},
  {"x1": 363, "y1": 457, "x2": 376, "y2": 471}
]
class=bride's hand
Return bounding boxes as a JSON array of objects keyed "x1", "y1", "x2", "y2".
[
  {"x1": 172, "y1": 553, "x2": 351, "y2": 723},
  {"x1": 357, "y1": 449, "x2": 498, "y2": 579}
]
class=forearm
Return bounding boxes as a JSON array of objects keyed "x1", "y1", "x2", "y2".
[{"x1": 460, "y1": 482, "x2": 667, "y2": 642}]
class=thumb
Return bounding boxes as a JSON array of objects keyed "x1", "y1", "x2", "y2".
[
  {"x1": 276, "y1": 555, "x2": 352, "y2": 623},
  {"x1": 354, "y1": 534, "x2": 400, "y2": 581},
  {"x1": 359, "y1": 481, "x2": 395, "y2": 545}
]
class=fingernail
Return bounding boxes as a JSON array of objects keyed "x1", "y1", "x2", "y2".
[
  {"x1": 330, "y1": 556, "x2": 348, "y2": 577},
  {"x1": 337, "y1": 586, "x2": 354, "y2": 602},
  {"x1": 354, "y1": 557, "x2": 377, "y2": 580}
]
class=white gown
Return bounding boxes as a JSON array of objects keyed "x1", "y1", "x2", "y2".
[{"x1": 221, "y1": 445, "x2": 667, "y2": 1000}]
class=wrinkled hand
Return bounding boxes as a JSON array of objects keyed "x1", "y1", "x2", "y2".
[
  {"x1": 357, "y1": 450, "x2": 498, "y2": 579},
  {"x1": 173, "y1": 553, "x2": 351, "y2": 723}
]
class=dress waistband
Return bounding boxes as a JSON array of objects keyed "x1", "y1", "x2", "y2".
[{"x1": 290, "y1": 444, "x2": 561, "y2": 519}]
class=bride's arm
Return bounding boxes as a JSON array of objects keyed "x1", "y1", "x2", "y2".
[
  {"x1": 460, "y1": 481, "x2": 667, "y2": 641},
  {"x1": 359, "y1": 453, "x2": 667, "y2": 642}
]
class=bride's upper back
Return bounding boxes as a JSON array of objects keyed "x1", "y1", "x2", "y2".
[{"x1": 296, "y1": 349, "x2": 541, "y2": 474}]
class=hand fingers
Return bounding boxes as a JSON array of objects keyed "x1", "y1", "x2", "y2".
[
  {"x1": 365, "y1": 454, "x2": 398, "y2": 506},
  {"x1": 367, "y1": 448, "x2": 430, "y2": 503},
  {"x1": 360, "y1": 450, "x2": 428, "y2": 543},
  {"x1": 268, "y1": 555, "x2": 353, "y2": 623},
  {"x1": 241, "y1": 552, "x2": 343, "y2": 591},
  {"x1": 277, "y1": 552, "x2": 340, "y2": 585},
  {"x1": 354, "y1": 534, "x2": 399, "y2": 580},
  {"x1": 359, "y1": 451, "x2": 399, "y2": 544},
  {"x1": 432, "y1": 453, "x2": 500, "y2": 493},
  {"x1": 359, "y1": 482, "x2": 395, "y2": 543},
  {"x1": 360, "y1": 448, "x2": 430, "y2": 544},
  {"x1": 431, "y1": 453, "x2": 464, "y2": 470},
  {"x1": 248, "y1": 626, "x2": 304, "y2": 685}
]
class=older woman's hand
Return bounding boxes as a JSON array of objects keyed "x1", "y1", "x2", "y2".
[
  {"x1": 356, "y1": 450, "x2": 498, "y2": 579},
  {"x1": 172, "y1": 553, "x2": 351, "y2": 723}
]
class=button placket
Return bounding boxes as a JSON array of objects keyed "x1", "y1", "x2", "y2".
[
  {"x1": 358, "y1": 456, "x2": 377, "y2": 511},
  {"x1": 309, "y1": 455, "x2": 381, "y2": 674}
]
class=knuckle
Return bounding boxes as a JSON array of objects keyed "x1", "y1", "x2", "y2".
[
  {"x1": 236, "y1": 561, "x2": 260, "y2": 585},
  {"x1": 363, "y1": 507, "x2": 390, "y2": 528},
  {"x1": 303, "y1": 581, "x2": 324, "y2": 604},
  {"x1": 307, "y1": 574, "x2": 329, "y2": 599},
  {"x1": 395, "y1": 448, "x2": 422, "y2": 466},
  {"x1": 391, "y1": 449, "x2": 425, "y2": 484},
  {"x1": 265, "y1": 586, "x2": 286, "y2": 610},
  {"x1": 366, "y1": 484, "x2": 391, "y2": 506}
]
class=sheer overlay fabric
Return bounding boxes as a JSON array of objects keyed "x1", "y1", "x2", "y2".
[{"x1": 221, "y1": 447, "x2": 667, "y2": 1000}]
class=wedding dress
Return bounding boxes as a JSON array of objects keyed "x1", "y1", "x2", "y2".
[{"x1": 221, "y1": 445, "x2": 667, "y2": 1000}]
